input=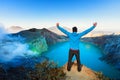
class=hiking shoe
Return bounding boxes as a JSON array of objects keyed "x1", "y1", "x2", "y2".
[
  {"x1": 78, "y1": 64, "x2": 83, "y2": 72},
  {"x1": 67, "y1": 67, "x2": 71, "y2": 71},
  {"x1": 77, "y1": 67, "x2": 81, "y2": 72}
]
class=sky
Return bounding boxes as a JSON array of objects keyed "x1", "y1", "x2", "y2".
[{"x1": 0, "y1": 0, "x2": 120, "y2": 31}]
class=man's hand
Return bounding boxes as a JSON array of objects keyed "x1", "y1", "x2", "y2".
[
  {"x1": 93, "y1": 22, "x2": 97, "y2": 27},
  {"x1": 56, "y1": 23, "x2": 59, "y2": 27}
]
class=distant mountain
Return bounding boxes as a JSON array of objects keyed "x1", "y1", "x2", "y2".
[
  {"x1": 7, "y1": 26, "x2": 24, "y2": 33},
  {"x1": 13, "y1": 28, "x2": 67, "y2": 45}
]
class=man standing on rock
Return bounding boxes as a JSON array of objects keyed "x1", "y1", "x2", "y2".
[{"x1": 56, "y1": 22, "x2": 97, "y2": 72}]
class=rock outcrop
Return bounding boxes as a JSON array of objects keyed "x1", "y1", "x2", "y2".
[{"x1": 63, "y1": 61, "x2": 100, "y2": 80}]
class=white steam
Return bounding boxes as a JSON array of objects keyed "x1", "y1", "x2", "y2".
[{"x1": 0, "y1": 26, "x2": 37, "y2": 63}]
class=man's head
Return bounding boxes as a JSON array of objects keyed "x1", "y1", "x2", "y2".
[{"x1": 72, "y1": 27, "x2": 77, "y2": 32}]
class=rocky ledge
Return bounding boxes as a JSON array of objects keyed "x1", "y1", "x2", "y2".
[{"x1": 63, "y1": 61, "x2": 108, "y2": 80}]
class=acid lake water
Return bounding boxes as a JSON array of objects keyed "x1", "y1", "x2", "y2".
[{"x1": 43, "y1": 41, "x2": 120, "y2": 79}]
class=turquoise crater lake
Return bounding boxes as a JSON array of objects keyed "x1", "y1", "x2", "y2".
[{"x1": 43, "y1": 41, "x2": 120, "y2": 79}]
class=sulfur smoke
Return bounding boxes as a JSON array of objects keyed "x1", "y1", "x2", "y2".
[{"x1": 0, "y1": 26, "x2": 37, "y2": 63}]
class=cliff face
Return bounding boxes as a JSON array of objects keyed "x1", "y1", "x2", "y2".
[{"x1": 82, "y1": 34, "x2": 120, "y2": 70}]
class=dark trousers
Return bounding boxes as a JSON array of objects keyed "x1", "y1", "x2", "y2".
[{"x1": 67, "y1": 49, "x2": 81, "y2": 71}]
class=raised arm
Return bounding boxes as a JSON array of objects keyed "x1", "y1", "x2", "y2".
[
  {"x1": 56, "y1": 23, "x2": 70, "y2": 36},
  {"x1": 78, "y1": 22, "x2": 97, "y2": 37}
]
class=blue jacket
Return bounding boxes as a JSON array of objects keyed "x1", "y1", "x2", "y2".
[{"x1": 57, "y1": 26, "x2": 95, "y2": 50}]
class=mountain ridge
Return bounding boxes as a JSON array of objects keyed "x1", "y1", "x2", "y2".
[{"x1": 12, "y1": 28, "x2": 67, "y2": 45}]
